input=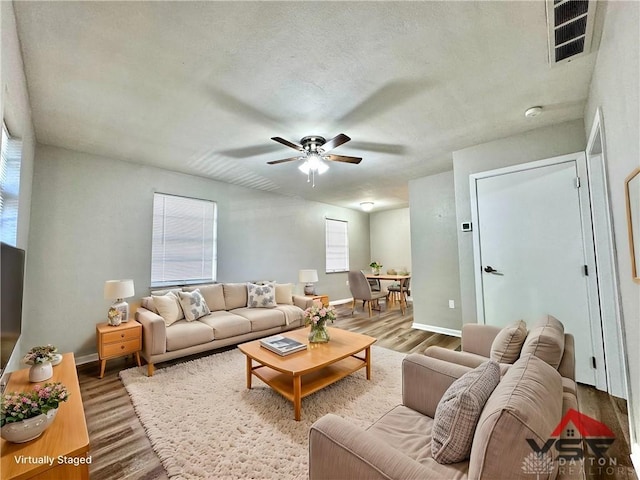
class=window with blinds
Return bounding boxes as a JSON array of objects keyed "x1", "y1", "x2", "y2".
[
  {"x1": 325, "y1": 218, "x2": 349, "y2": 273},
  {"x1": 0, "y1": 123, "x2": 22, "y2": 246},
  {"x1": 151, "y1": 193, "x2": 217, "y2": 287}
]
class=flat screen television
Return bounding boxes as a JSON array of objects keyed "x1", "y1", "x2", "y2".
[{"x1": 1, "y1": 242, "x2": 25, "y2": 374}]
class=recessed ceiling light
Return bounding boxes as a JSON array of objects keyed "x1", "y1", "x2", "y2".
[
  {"x1": 360, "y1": 202, "x2": 374, "y2": 212},
  {"x1": 525, "y1": 106, "x2": 543, "y2": 118}
]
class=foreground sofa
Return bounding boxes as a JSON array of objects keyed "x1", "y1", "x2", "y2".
[
  {"x1": 136, "y1": 282, "x2": 314, "y2": 375},
  {"x1": 310, "y1": 351, "x2": 580, "y2": 480},
  {"x1": 310, "y1": 316, "x2": 580, "y2": 479}
]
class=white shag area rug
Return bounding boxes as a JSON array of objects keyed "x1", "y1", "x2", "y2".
[{"x1": 119, "y1": 345, "x2": 406, "y2": 480}]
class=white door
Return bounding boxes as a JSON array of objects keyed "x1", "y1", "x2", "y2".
[{"x1": 470, "y1": 154, "x2": 605, "y2": 387}]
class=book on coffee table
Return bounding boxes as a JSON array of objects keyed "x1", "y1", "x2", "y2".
[{"x1": 260, "y1": 335, "x2": 307, "y2": 356}]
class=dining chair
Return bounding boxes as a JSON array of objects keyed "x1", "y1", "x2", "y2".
[
  {"x1": 387, "y1": 277, "x2": 411, "y2": 306},
  {"x1": 348, "y1": 270, "x2": 387, "y2": 317}
]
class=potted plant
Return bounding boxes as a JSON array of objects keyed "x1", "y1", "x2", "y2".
[
  {"x1": 1, "y1": 382, "x2": 69, "y2": 443},
  {"x1": 369, "y1": 261, "x2": 383, "y2": 275},
  {"x1": 303, "y1": 301, "x2": 337, "y2": 343},
  {"x1": 23, "y1": 344, "x2": 58, "y2": 382}
]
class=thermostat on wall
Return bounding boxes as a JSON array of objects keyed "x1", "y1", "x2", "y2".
[{"x1": 461, "y1": 222, "x2": 472, "y2": 232}]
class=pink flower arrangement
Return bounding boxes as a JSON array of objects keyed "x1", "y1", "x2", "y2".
[
  {"x1": 1, "y1": 382, "x2": 69, "y2": 427},
  {"x1": 303, "y1": 301, "x2": 337, "y2": 328}
]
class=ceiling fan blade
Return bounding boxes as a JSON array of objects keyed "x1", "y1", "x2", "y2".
[
  {"x1": 322, "y1": 133, "x2": 351, "y2": 152},
  {"x1": 327, "y1": 154, "x2": 362, "y2": 164},
  {"x1": 267, "y1": 156, "x2": 302, "y2": 165},
  {"x1": 271, "y1": 137, "x2": 304, "y2": 152}
]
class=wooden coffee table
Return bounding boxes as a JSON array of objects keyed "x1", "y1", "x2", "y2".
[{"x1": 238, "y1": 327, "x2": 376, "y2": 421}]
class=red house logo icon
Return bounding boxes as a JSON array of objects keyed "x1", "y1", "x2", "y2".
[{"x1": 527, "y1": 409, "x2": 615, "y2": 460}]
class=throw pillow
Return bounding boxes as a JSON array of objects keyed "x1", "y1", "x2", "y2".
[
  {"x1": 178, "y1": 289, "x2": 211, "y2": 321},
  {"x1": 247, "y1": 282, "x2": 277, "y2": 308},
  {"x1": 520, "y1": 323, "x2": 565, "y2": 369},
  {"x1": 431, "y1": 360, "x2": 501, "y2": 464},
  {"x1": 151, "y1": 291, "x2": 184, "y2": 327},
  {"x1": 275, "y1": 283, "x2": 293, "y2": 305},
  {"x1": 490, "y1": 319, "x2": 528, "y2": 363}
]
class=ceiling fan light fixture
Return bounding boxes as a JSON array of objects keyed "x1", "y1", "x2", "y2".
[{"x1": 360, "y1": 202, "x2": 374, "y2": 212}]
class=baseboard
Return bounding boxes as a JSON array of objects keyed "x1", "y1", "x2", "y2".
[
  {"x1": 330, "y1": 298, "x2": 353, "y2": 306},
  {"x1": 75, "y1": 353, "x2": 99, "y2": 365},
  {"x1": 411, "y1": 323, "x2": 462, "y2": 338}
]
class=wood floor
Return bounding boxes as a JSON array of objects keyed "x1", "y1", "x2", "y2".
[{"x1": 77, "y1": 300, "x2": 636, "y2": 480}]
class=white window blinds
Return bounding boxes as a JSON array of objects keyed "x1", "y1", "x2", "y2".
[
  {"x1": 0, "y1": 124, "x2": 22, "y2": 246},
  {"x1": 325, "y1": 218, "x2": 349, "y2": 273},
  {"x1": 151, "y1": 193, "x2": 217, "y2": 287}
]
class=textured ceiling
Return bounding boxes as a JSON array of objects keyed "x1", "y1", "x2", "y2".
[{"x1": 13, "y1": 1, "x2": 598, "y2": 211}]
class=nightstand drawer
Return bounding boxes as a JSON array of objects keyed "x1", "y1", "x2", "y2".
[
  {"x1": 102, "y1": 325, "x2": 141, "y2": 344},
  {"x1": 102, "y1": 338, "x2": 141, "y2": 358}
]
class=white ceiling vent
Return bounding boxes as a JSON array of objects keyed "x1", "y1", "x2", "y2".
[{"x1": 546, "y1": 0, "x2": 596, "y2": 65}]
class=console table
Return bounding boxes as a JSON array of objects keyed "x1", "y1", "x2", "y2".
[{"x1": 1, "y1": 353, "x2": 90, "y2": 480}]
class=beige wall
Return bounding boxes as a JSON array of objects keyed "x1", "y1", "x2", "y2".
[
  {"x1": 409, "y1": 170, "x2": 462, "y2": 333},
  {"x1": 22, "y1": 144, "x2": 370, "y2": 360},
  {"x1": 369, "y1": 207, "x2": 411, "y2": 276},
  {"x1": 584, "y1": 0, "x2": 640, "y2": 462}
]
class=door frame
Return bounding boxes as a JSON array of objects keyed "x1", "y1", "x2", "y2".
[
  {"x1": 469, "y1": 152, "x2": 607, "y2": 390},
  {"x1": 586, "y1": 107, "x2": 629, "y2": 399}
]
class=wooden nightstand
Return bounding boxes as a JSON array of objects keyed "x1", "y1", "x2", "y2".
[
  {"x1": 306, "y1": 294, "x2": 329, "y2": 307},
  {"x1": 96, "y1": 319, "x2": 142, "y2": 378}
]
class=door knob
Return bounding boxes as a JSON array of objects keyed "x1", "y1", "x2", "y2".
[{"x1": 483, "y1": 266, "x2": 503, "y2": 275}]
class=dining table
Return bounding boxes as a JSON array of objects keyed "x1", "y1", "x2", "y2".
[{"x1": 365, "y1": 273, "x2": 411, "y2": 315}]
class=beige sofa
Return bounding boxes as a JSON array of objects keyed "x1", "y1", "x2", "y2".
[
  {"x1": 136, "y1": 282, "x2": 314, "y2": 375},
  {"x1": 309, "y1": 316, "x2": 580, "y2": 479}
]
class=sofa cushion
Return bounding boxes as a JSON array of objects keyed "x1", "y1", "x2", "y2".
[
  {"x1": 165, "y1": 320, "x2": 214, "y2": 351},
  {"x1": 468, "y1": 354, "x2": 563, "y2": 480},
  {"x1": 152, "y1": 291, "x2": 184, "y2": 326},
  {"x1": 490, "y1": 319, "x2": 527, "y2": 364},
  {"x1": 520, "y1": 317, "x2": 565, "y2": 369},
  {"x1": 275, "y1": 283, "x2": 294, "y2": 305},
  {"x1": 232, "y1": 307, "x2": 285, "y2": 331},
  {"x1": 198, "y1": 311, "x2": 252, "y2": 339},
  {"x1": 431, "y1": 360, "x2": 500, "y2": 464},
  {"x1": 141, "y1": 296, "x2": 158, "y2": 314},
  {"x1": 534, "y1": 314, "x2": 564, "y2": 332},
  {"x1": 247, "y1": 282, "x2": 277, "y2": 308},
  {"x1": 223, "y1": 283, "x2": 248, "y2": 310},
  {"x1": 183, "y1": 284, "x2": 226, "y2": 312},
  {"x1": 178, "y1": 289, "x2": 211, "y2": 321}
]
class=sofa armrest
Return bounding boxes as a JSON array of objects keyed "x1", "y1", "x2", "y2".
[
  {"x1": 558, "y1": 333, "x2": 575, "y2": 381},
  {"x1": 309, "y1": 414, "x2": 431, "y2": 480},
  {"x1": 136, "y1": 308, "x2": 167, "y2": 356},
  {"x1": 293, "y1": 294, "x2": 315, "y2": 310},
  {"x1": 461, "y1": 323, "x2": 502, "y2": 357},
  {"x1": 424, "y1": 346, "x2": 487, "y2": 369},
  {"x1": 402, "y1": 353, "x2": 471, "y2": 418}
]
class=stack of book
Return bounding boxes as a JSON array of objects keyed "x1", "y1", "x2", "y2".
[{"x1": 259, "y1": 335, "x2": 307, "y2": 356}]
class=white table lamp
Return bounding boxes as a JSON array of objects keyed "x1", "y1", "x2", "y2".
[
  {"x1": 104, "y1": 279, "x2": 135, "y2": 326},
  {"x1": 299, "y1": 269, "x2": 318, "y2": 295}
]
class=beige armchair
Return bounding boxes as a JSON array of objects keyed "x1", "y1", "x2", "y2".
[{"x1": 348, "y1": 270, "x2": 387, "y2": 317}]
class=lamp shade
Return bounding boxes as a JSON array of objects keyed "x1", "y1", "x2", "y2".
[
  {"x1": 104, "y1": 279, "x2": 135, "y2": 300},
  {"x1": 298, "y1": 269, "x2": 318, "y2": 283}
]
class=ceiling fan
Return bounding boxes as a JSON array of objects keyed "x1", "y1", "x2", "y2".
[{"x1": 267, "y1": 133, "x2": 362, "y2": 186}]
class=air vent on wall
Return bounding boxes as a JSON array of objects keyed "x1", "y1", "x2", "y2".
[{"x1": 546, "y1": 0, "x2": 596, "y2": 64}]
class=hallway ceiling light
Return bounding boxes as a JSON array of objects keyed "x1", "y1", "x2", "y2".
[
  {"x1": 524, "y1": 106, "x2": 543, "y2": 118},
  {"x1": 360, "y1": 202, "x2": 374, "y2": 212}
]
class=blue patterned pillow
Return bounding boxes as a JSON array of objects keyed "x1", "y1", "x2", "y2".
[
  {"x1": 247, "y1": 282, "x2": 277, "y2": 308},
  {"x1": 177, "y1": 289, "x2": 211, "y2": 321}
]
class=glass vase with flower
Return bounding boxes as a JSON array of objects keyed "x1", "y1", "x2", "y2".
[{"x1": 303, "y1": 301, "x2": 337, "y2": 343}]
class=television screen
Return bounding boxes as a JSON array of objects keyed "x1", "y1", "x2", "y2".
[{"x1": 1, "y1": 242, "x2": 25, "y2": 373}]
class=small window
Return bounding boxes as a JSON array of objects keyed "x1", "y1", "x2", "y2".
[
  {"x1": 326, "y1": 218, "x2": 349, "y2": 273},
  {"x1": 0, "y1": 123, "x2": 22, "y2": 246},
  {"x1": 151, "y1": 193, "x2": 217, "y2": 287}
]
